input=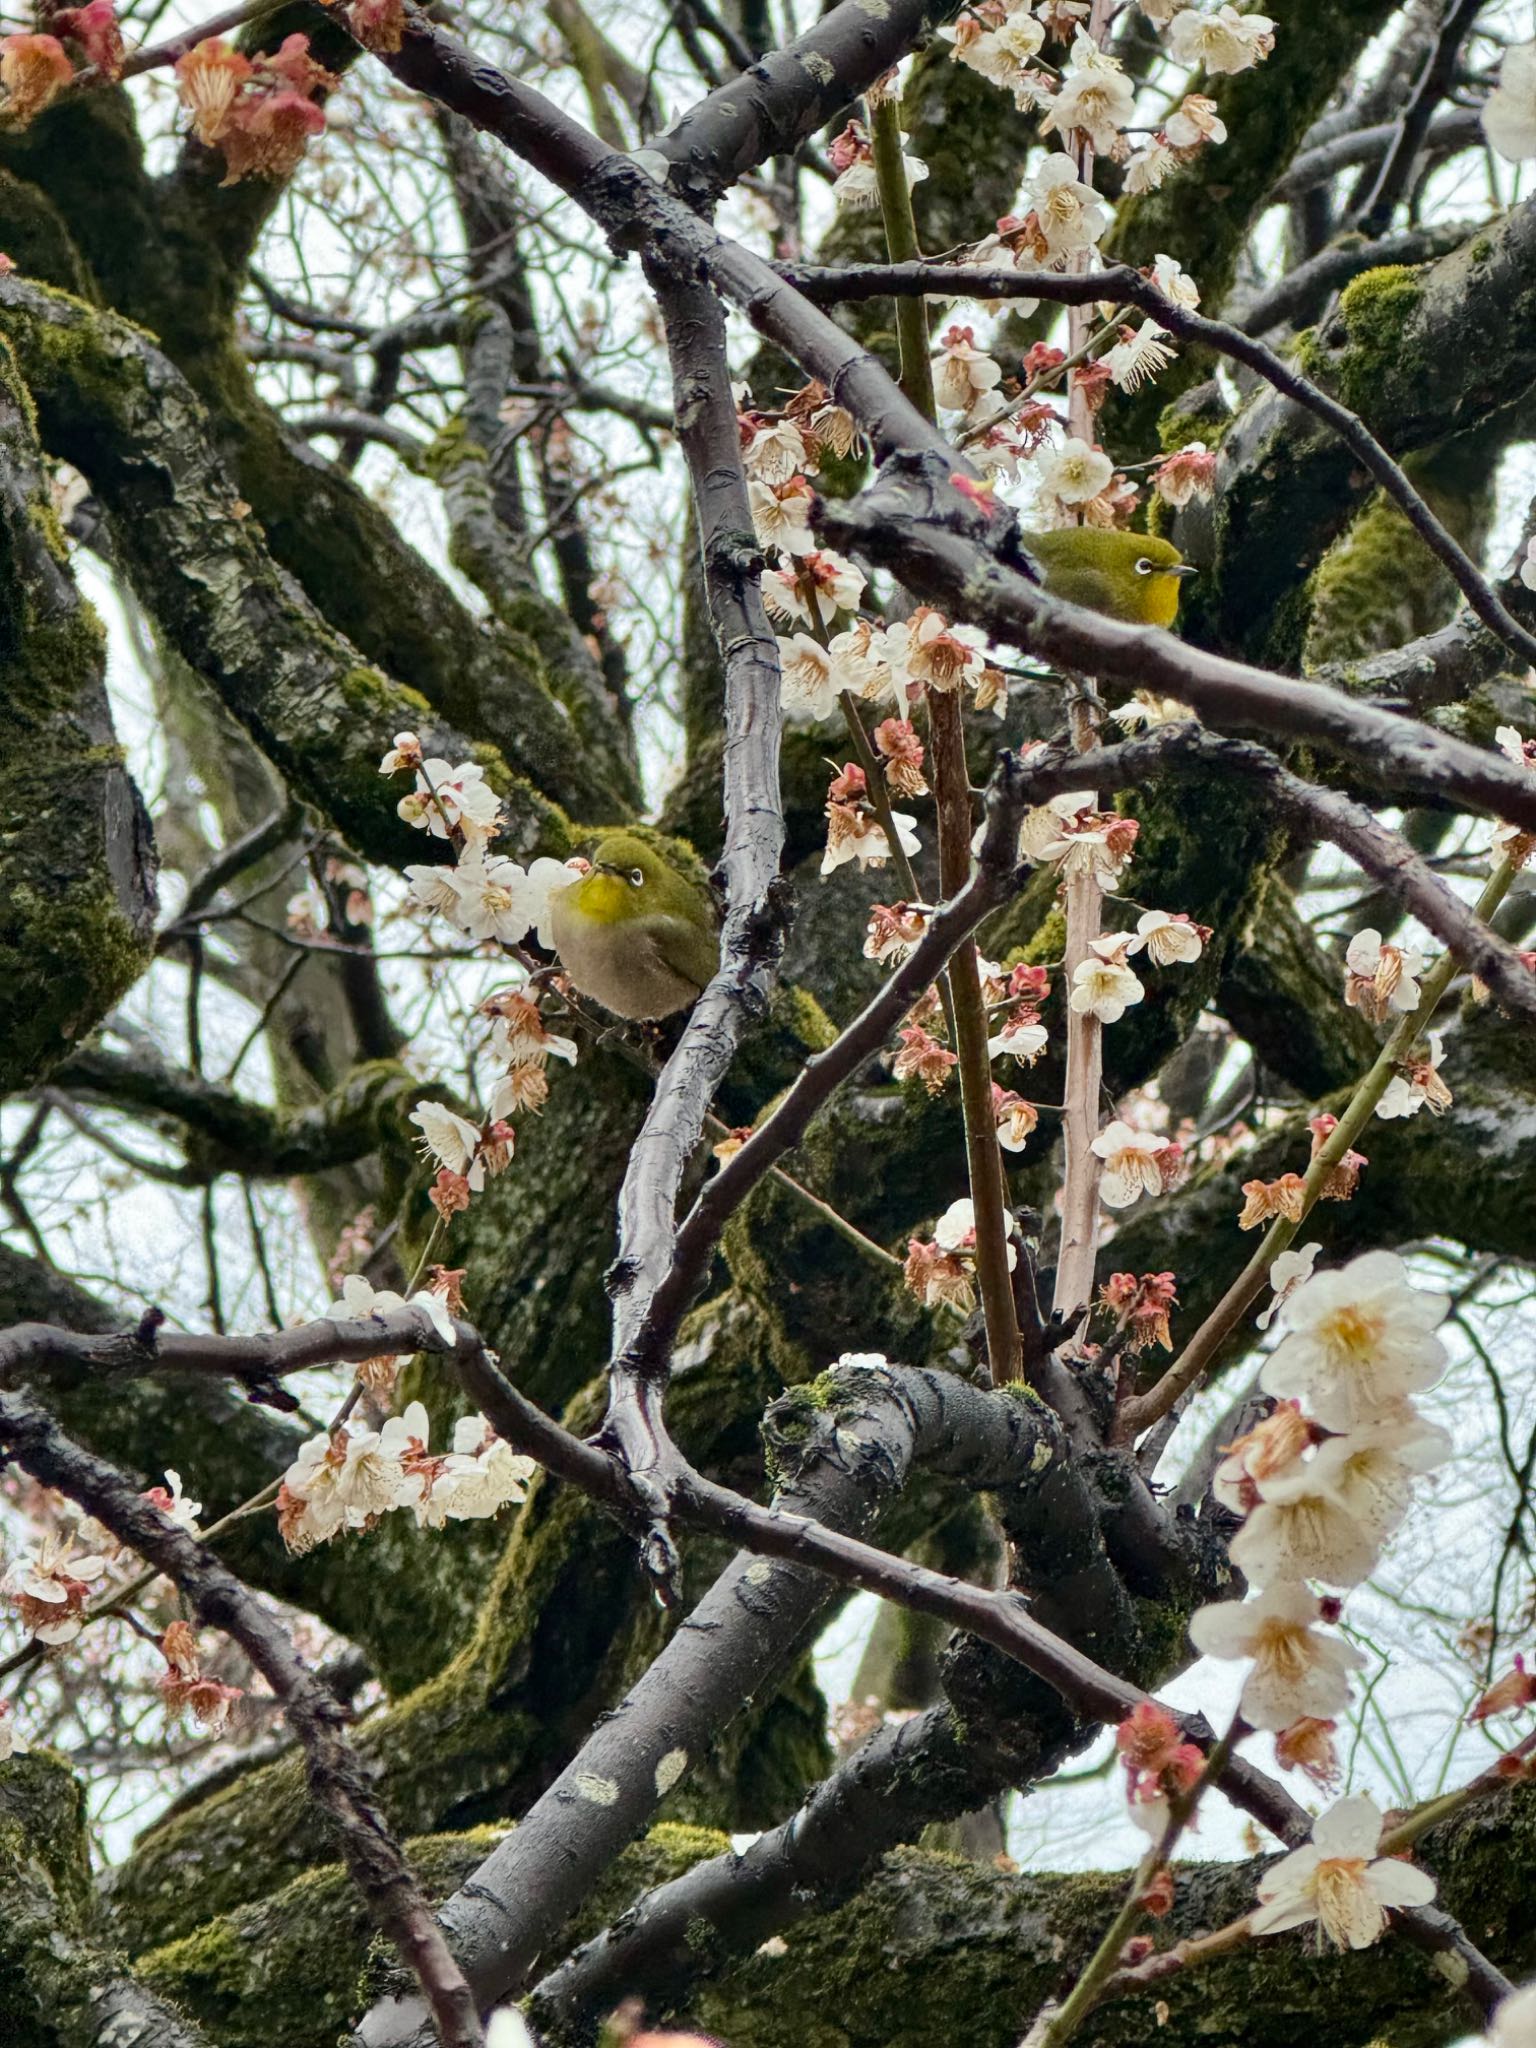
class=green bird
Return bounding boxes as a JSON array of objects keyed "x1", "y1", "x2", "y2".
[
  {"x1": 548, "y1": 830, "x2": 719, "y2": 1021},
  {"x1": 1021, "y1": 528, "x2": 1197, "y2": 628}
]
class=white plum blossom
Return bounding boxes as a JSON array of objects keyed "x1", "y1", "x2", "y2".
[
  {"x1": 749, "y1": 478, "x2": 816, "y2": 557},
  {"x1": 1123, "y1": 140, "x2": 1177, "y2": 193},
  {"x1": 761, "y1": 549, "x2": 865, "y2": 628},
  {"x1": 438, "y1": 1415, "x2": 538, "y2": 1519},
  {"x1": 147, "y1": 1470, "x2": 203, "y2": 1531},
  {"x1": 1305, "y1": 1410, "x2": 1453, "y2": 1532},
  {"x1": 1151, "y1": 252, "x2": 1201, "y2": 309},
  {"x1": 1166, "y1": 4, "x2": 1275, "y2": 76},
  {"x1": 1036, "y1": 437, "x2": 1114, "y2": 506},
  {"x1": 949, "y1": 11, "x2": 1049, "y2": 105},
  {"x1": 409, "y1": 1101, "x2": 487, "y2": 1190},
  {"x1": 988, "y1": 1015, "x2": 1049, "y2": 1063},
  {"x1": 1230, "y1": 1440, "x2": 1398, "y2": 1589},
  {"x1": 1090, "y1": 1121, "x2": 1168, "y2": 1208},
  {"x1": 280, "y1": 1426, "x2": 405, "y2": 1548},
  {"x1": 1188, "y1": 1582, "x2": 1367, "y2": 1732},
  {"x1": 398, "y1": 759, "x2": 501, "y2": 842},
  {"x1": 933, "y1": 328, "x2": 1004, "y2": 415},
  {"x1": 1375, "y1": 1030, "x2": 1450, "y2": 1120},
  {"x1": 1164, "y1": 91, "x2": 1227, "y2": 148},
  {"x1": 1520, "y1": 541, "x2": 1536, "y2": 595},
  {"x1": 2, "y1": 1536, "x2": 110, "y2": 1645},
  {"x1": 1260, "y1": 1250, "x2": 1449, "y2": 1433},
  {"x1": 821, "y1": 808, "x2": 921, "y2": 877},
  {"x1": 1070, "y1": 945, "x2": 1145, "y2": 1024},
  {"x1": 1104, "y1": 321, "x2": 1176, "y2": 394},
  {"x1": 327, "y1": 1271, "x2": 456, "y2": 1348},
  {"x1": 1256, "y1": 1241, "x2": 1321, "y2": 1330},
  {"x1": 378, "y1": 731, "x2": 422, "y2": 775},
  {"x1": 1488, "y1": 1983, "x2": 1536, "y2": 2048},
  {"x1": 404, "y1": 863, "x2": 463, "y2": 919},
  {"x1": 743, "y1": 419, "x2": 808, "y2": 485},
  {"x1": 833, "y1": 150, "x2": 927, "y2": 211},
  {"x1": 1129, "y1": 908, "x2": 1204, "y2": 965},
  {"x1": 934, "y1": 1196, "x2": 1018, "y2": 1271},
  {"x1": 1041, "y1": 31, "x2": 1136, "y2": 152},
  {"x1": 1024, "y1": 152, "x2": 1108, "y2": 259},
  {"x1": 777, "y1": 634, "x2": 842, "y2": 723},
  {"x1": 446, "y1": 853, "x2": 539, "y2": 945},
  {"x1": 1343, "y1": 928, "x2": 1423, "y2": 1023},
  {"x1": 1250, "y1": 1794, "x2": 1435, "y2": 1949},
  {"x1": 1482, "y1": 41, "x2": 1536, "y2": 162}
]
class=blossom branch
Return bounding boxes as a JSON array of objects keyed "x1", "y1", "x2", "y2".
[
  {"x1": 0, "y1": 1387, "x2": 485, "y2": 2048},
  {"x1": 815, "y1": 475, "x2": 1536, "y2": 837},
  {"x1": 869, "y1": 86, "x2": 1021, "y2": 1385},
  {"x1": 1115, "y1": 851, "x2": 1522, "y2": 1442},
  {"x1": 784, "y1": 251, "x2": 1536, "y2": 677}
]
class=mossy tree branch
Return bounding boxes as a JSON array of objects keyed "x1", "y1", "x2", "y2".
[{"x1": 0, "y1": 334, "x2": 157, "y2": 1096}]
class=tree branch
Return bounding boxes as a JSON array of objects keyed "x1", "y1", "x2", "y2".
[{"x1": 0, "y1": 1388, "x2": 485, "y2": 2048}]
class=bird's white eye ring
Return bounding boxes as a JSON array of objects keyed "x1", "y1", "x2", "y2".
[
  {"x1": 629, "y1": 867, "x2": 645, "y2": 887},
  {"x1": 1134, "y1": 556, "x2": 1153, "y2": 575}
]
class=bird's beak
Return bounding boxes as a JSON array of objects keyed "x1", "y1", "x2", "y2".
[{"x1": 1170, "y1": 564, "x2": 1199, "y2": 580}]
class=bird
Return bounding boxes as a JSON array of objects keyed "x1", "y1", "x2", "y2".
[
  {"x1": 548, "y1": 829, "x2": 719, "y2": 1021},
  {"x1": 1020, "y1": 528, "x2": 1197, "y2": 628}
]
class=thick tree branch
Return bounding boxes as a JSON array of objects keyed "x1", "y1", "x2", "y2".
[
  {"x1": 0, "y1": 275, "x2": 576, "y2": 867},
  {"x1": 600, "y1": 268, "x2": 787, "y2": 1510},
  {"x1": 0, "y1": 334, "x2": 156, "y2": 1094}
]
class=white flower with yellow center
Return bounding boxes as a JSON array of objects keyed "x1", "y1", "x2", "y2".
[
  {"x1": 1090, "y1": 1121, "x2": 1167, "y2": 1208},
  {"x1": 1036, "y1": 437, "x2": 1114, "y2": 506},
  {"x1": 1189, "y1": 1582, "x2": 1366, "y2": 1732},
  {"x1": 1069, "y1": 947, "x2": 1145, "y2": 1025},
  {"x1": 1166, "y1": 4, "x2": 1275, "y2": 76},
  {"x1": 1129, "y1": 908, "x2": 1203, "y2": 965},
  {"x1": 1041, "y1": 31, "x2": 1135, "y2": 152},
  {"x1": 1250, "y1": 1794, "x2": 1434, "y2": 1949},
  {"x1": 1260, "y1": 1250, "x2": 1448, "y2": 1431},
  {"x1": 1024, "y1": 152, "x2": 1108, "y2": 260},
  {"x1": 409, "y1": 1101, "x2": 487, "y2": 1190}
]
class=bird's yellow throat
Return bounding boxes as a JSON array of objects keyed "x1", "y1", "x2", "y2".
[{"x1": 569, "y1": 870, "x2": 633, "y2": 927}]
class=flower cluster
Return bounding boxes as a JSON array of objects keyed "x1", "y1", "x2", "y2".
[
  {"x1": 821, "y1": 762, "x2": 921, "y2": 877},
  {"x1": 1098, "y1": 1269, "x2": 1178, "y2": 1352},
  {"x1": 1189, "y1": 1252, "x2": 1451, "y2": 1815},
  {"x1": 904, "y1": 1196, "x2": 1018, "y2": 1313},
  {"x1": 1, "y1": 1532, "x2": 110, "y2": 1645},
  {"x1": 1115, "y1": 1698, "x2": 1203, "y2": 1839},
  {"x1": 277, "y1": 1399, "x2": 535, "y2": 1553},
  {"x1": 174, "y1": 33, "x2": 334, "y2": 186},
  {"x1": 157, "y1": 1621, "x2": 243, "y2": 1737}
]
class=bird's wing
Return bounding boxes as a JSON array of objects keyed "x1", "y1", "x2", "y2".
[{"x1": 652, "y1": 912, "x2": 720, "y2": 993}]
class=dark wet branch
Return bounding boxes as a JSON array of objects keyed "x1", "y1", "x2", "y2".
[
  {"x1": 388, "y1": 1363, "x2": 1068, "y2": 2036},
  {"x1": 600, "y1": 268, "x2": 787, "y2": 1506}
]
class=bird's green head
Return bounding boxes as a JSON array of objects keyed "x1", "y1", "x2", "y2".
[
  {"x1": 571, "y1": 830, "x2": 709, "y2": 929},
  {"x1": 1024, "y1": 526, "x2": 1198, "y2": 628},
  {"x1": 1117, "y1": 533, "x2": 1198, "y2": 630}
]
